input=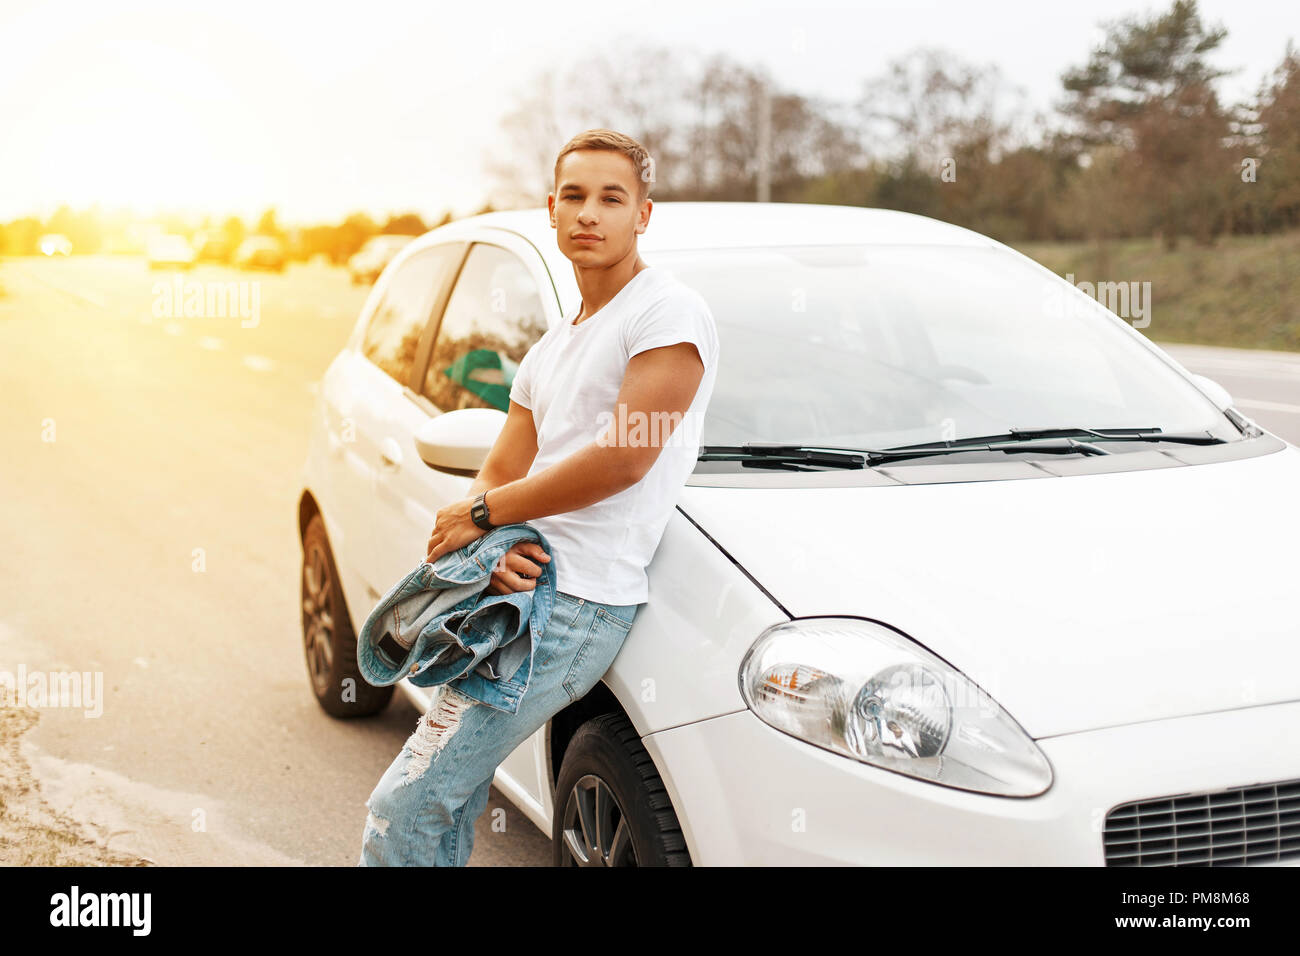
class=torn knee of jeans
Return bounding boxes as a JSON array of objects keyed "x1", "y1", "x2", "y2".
[
  {"x1": 364, "y1": 809, "x2": 390, "y2": 838},
  {"x1": 403, "y1": 686, "x2": 474, "y2": 784}
]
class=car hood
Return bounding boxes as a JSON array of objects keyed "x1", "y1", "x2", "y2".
[{"x1": 679, "y1": 445, "x2": 1300, "y2": 738}]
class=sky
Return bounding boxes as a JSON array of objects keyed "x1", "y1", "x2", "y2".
[{"x1": 0, "y1": 0, "x2": 1293, "y2": 227}]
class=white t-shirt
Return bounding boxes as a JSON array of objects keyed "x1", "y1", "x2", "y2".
[{"x1": 507, "y1": 266, "x2": 720, "y2": 605}]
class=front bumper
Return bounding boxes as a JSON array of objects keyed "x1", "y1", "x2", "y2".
[{"x1": 640, "y1": 698, "x2": 1300, "y2": 865}]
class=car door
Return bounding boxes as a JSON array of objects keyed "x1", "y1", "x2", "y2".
[
  {"x1": 408, "y1": 238, "x2": 555, "y2": 808},
  {"x1": 347, "y1": 241, "x2": 467, "y2": 595},
  {"x1": 365, "y1": 238, "x2": 554, "y2": 593}
]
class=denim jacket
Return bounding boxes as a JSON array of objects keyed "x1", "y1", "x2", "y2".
[{"x1": 356, "y1": 523, "x2": 557, "y2": 715}]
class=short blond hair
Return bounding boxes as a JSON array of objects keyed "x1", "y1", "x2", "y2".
[{"x1": 554, "y1": 129, "x2": 652, "y2": 205}]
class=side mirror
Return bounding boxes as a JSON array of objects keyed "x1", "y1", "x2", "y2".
[
  {"x1": 414, "y1": 408, "x2": 506, "y2": 473},
  {"x1": 1189, "y1": 373, "x2": 1234, "y2": 412}
]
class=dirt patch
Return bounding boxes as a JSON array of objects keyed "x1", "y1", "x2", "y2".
[{"x1": 0, "y1": 705, "x2": 152, "y2": 865}]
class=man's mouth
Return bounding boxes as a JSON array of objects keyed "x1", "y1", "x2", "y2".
[{"x1": 572, "y1": 235, "x2": 602, "y2": 243}]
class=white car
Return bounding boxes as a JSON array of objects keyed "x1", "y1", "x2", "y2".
[
  {"x1": 38, "y1": 233, "x2": 73, "y2": 256},
  {"x1": 298, "y1": 202, "x2": 1300, "y2": 867}
]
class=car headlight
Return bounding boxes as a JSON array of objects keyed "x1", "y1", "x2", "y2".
[{"x1": 739, "y1": 618, "x2": 1052, "y2": 796}]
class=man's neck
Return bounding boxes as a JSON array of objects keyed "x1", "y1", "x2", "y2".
[{"x1": 573, "y1": 252, "x2": 648, "y2": 326}]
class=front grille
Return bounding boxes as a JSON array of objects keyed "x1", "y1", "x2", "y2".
[{"x1": 1103, "y1": 777, "x2": 1300, "y2": 866}]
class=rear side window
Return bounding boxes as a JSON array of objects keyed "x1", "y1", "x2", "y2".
[
  {"x1": 421, "y1": 243, "x2": 549, "y2": 412},
  {"x1": 360, "y1": 244, "x2": 462, "y2": 386}
]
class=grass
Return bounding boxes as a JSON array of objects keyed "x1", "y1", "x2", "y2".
[{"x1": 1013, "y1": 230, "x2": 1300, "y2": 352}]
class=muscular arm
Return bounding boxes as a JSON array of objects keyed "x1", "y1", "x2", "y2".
[{"x1": 482, "y1": 340, "x2": 705, "y2": 524}]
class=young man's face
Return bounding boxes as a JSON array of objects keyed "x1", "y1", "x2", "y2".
[{"x1": 549, "y1": 148, "x2": 650, "y2": 267}]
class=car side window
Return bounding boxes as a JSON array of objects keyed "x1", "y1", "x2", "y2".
[
  {"x1": 421, "y1": 243, "x2": 549, "y2": 412},
  {"x1": 360, "y1": 244, "x2": 462, "y2": 386}
]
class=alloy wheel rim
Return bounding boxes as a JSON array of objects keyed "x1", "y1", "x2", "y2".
[
  {"x1": 560, "y1": 773, "x2": 638, "y2": 866},
  {"x1": 302, "y1": 542, "x2": 335, "y2": 694}
]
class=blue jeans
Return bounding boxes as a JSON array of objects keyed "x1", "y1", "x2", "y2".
[{"x1": 358, "y1": 589, "x2": 639, "y2": 866}]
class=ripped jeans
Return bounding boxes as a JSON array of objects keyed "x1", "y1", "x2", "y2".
[{"x1": 358, "y1": 590, "x2": 639, "y2": 866}]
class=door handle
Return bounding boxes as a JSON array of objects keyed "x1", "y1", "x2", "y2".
[{"x1": 379, "y1": 437, "x2": 404, "y2": 469}]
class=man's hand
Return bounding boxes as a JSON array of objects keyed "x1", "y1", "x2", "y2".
[
  {"x1": 484, "y1": 541, "x2": 551, "y2": 595},
  {"x1": 425, "y1": 496, "x2": 488, "y2": 565}
]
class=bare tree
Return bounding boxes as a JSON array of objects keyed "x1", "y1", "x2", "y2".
[{"x1": 856, "y1": 48, "x2": 1029, "y2": 172}]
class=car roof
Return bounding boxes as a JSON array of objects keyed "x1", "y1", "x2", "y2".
[
  {"x1": 394, "y1": 201, "x2": 1005, "y2": 322},
  {"x1": 413, "y1": 201, "x2": 996, "y2": 280}
]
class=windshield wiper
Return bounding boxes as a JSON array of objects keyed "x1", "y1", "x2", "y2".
[
  {"x1": 697, "y1": 444, "x2": 872, "y2": 470},
  {"x1": 869, "y1": 437, "x2": 1113, "y2": 463},
  {"x1": 698, "y1": 438, "x2": 1112, "y2": 470},
  {"x1": 699, "y1": 428, "x2": 1226, "y2": 471},
  {"x1": 885, "y1": 427, "x2": 1226, "y2": 452}
]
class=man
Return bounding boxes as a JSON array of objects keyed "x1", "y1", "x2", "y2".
[{"x1": 359, "y1": 128, "x2": 720, "y2": 866}]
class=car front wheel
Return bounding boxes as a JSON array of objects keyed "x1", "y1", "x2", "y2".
[
  {"x1": 552, "y1": 713, "x2": 690, "y2": 866},
  {"x1": 301, "y1": 514, "x2": 393, "y2": 718}
]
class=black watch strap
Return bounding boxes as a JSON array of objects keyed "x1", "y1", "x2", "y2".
[{"x1": 471, "y1": 491, "x2": 495, "y2": 530}]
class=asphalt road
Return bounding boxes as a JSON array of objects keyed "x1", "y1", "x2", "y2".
[
  {"x1": 0, "y1": 254, "x2": 1295, "y2": 867},
  {"x1": 0, "y1": 255, "x2": 551, "y2": 866}
]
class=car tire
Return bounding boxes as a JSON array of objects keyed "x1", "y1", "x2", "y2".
[
  {"x1": 552, "y1": 712, "x2": 690, "y2": 866},
  {"x1": 301, "y1": 513, "x2": 393, "y2": 718}
]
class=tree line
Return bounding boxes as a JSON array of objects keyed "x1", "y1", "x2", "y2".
[
  {"x1": 2, "y1": 1, "x2": 1295, "y2": 257},
  {"x1": 490, "y1": 0, "x2": 1298, "y2": 250}
]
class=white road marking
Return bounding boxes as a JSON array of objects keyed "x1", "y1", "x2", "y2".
[
  {"x1": 198, "y1": 337, "x2": 224, "y2": 351},
  {"x1": 1237, "y1": 398, "x2": 1300, "y2": 415},
  {"x1": 1187, "y1": 367, "x2": 1300, "y2": 383},
  {"x1": 242, "y1": 354, "x2": 277, "y2": 373},
  {"x1": 1175, "y1": 358, "x2": 1300, "y2": 381},
  {"x1": 164, "y1": 322, "x2": 183, "y2": 336}
]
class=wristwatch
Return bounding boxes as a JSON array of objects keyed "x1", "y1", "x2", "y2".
[{"x1": 470, "y1": 491, "x2": 495, "y2": 530}]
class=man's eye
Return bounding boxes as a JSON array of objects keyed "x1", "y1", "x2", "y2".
[{"x1": 605, "y1": 197, "x2": 621, "y2": 203}]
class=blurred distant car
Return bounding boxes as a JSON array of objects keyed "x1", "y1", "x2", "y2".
[
  {"x1": 348, "y1": 234, "x2": 415, "y2": 285},
  {"x1": 234, "y1": 236, "x2": 286, "y2": 273},
  {"x1": 146, "y1": 234, "x2": 196, "y2": 270},
  {"x1": 38, "y1": 234, "x2": 72, "y2": 256},
  {"x1": 193, "y1": 232, "x2": 233, "y2": 264}
]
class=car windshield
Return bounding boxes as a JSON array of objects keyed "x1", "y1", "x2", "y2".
[{"x1": 651, "y1": 244, "x2": 1239, "y2": 453}]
